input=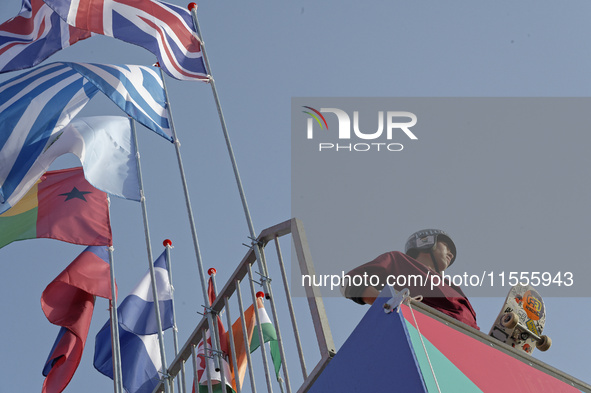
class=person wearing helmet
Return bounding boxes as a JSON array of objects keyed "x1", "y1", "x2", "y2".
[{"x1": 343, "y1": 229, "x2": 479, "y2": 329}]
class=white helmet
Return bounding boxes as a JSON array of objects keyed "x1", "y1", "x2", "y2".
[{"x1": 405, "y1": 229, "x2": 457, "y2": 267}]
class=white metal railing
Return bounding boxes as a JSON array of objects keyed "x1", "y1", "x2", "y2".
[{"x1": 152, "y1": 218, "x2": 335, "y2": 393}]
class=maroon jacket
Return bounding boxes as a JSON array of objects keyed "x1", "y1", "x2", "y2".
[{"x1": 344, "y1": 251, "x2": 479, "y2": 330}]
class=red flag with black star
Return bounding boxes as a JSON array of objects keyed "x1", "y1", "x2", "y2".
[{"x1": 0, "y1": 167, "x2": 112, "y2": 248}]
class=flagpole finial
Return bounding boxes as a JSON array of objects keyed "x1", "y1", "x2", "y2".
[
  {"x1": 208, "y1": 268, "x2": 216, "y2": 276},
  {"x1": 163, "y1": 239, "x2": 172, "y2": 247},
  {"x1": 188, "y1": 3, "x2": 197, "y2": 11},
  {"x1": 256, "y1": 291, "x2": 265, "y2": 298}
]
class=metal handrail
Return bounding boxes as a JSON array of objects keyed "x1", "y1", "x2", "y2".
[{"x1": 153, "y1": 218, "x2": 335, "y2": 393}]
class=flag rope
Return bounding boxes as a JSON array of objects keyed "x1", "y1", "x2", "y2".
[{"x1": 407, "y1": 301, "x2": 442, "y2": 393}]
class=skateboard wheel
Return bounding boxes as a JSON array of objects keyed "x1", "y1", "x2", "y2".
[
  {"x1": 500, "y1": 312, "x2": 519, "y2": 329},
  {"x1": 537, "y1": 335, "x2": 552, "y2": 351}
]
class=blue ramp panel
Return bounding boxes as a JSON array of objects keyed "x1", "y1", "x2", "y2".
[{"x1": 308, "y1": 296, "x2": 427, "y2": 393}]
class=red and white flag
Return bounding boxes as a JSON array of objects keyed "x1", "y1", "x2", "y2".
[{"x1": 0, "y1": 0, "x2": 91, "y2": 73}]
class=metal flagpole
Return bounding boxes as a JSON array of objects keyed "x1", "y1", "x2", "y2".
[
  {"x1": 187, "y1": 3, "x2": 272, "y2": 297},
  {"x1": 235, "y1": 280, "x2": 257, "y2": 393},
  {"x1": 129, "y1": 118, "x2": 171, "y2": 393},
  {"x1": 107, "y1": 246, "x2": 123, "y2": 393},
  {"x1": 106, "y1": 197, "x2": 123, "y2": 393},
  {"x1": 156, "y1": 64, "x2": 222, "y2": 373},
  {"x1": 207, "y1": 269, "x2": 228, "y2": 393},
  {"x1": 248, "y1": 267, "x2": 274, "y2": 393},
  {"x1": 163, "y1": 239, "x2": 187, "y2": 393}
]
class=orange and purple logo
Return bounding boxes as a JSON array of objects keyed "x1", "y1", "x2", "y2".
[{"x1": 522, "y1": 290, "x2": 544, "y2": 321}]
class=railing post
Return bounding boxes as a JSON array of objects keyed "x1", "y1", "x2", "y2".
[{"x1": 290, "y1": 218, "x2": 335, "y2": 359}]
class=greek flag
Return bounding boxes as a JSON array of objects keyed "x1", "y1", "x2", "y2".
[
  {"x1": 65, "y1": 62, "x2": 172, "y2": 141},
  {"x1": 0, "y1": 62, "x2": 170, "y2": 212}
]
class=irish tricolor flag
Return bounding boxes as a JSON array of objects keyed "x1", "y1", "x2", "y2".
[{"x1": 0, "y1": 167, "x2": 112, "y2": 249}]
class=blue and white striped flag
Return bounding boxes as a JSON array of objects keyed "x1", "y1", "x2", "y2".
[
  {"x1": 65, "y1": 62, "x2": 172, "y2": 142},
  {"x1": 0, "y1": 62, "x2": 171, "y2": 211},
  {"x1": 118, "y1": 250, "x2": 174, "y2": 335},
  {"x1": 0, "y1": 116, "x2": 140, "y2": 213},
  {"x1": 94, "y1": 320, "x2": 163, "y2": 393},
  {"x1": 0, "y1": 62, "x2": 98, "y2": 205},
  {"x1": 0, "y1": 0, "x2": 91, "y2": 74},
  {"x1": 94, "y1": 249, "x2": 173, "y2": 393}
]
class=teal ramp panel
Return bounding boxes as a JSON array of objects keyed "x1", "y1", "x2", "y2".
[{"x1": 307, "y1": 296, "x2": 427, "y2": 393}]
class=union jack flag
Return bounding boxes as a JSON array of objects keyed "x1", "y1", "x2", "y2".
[
  {"x1": 43, "y1": 0, "x2": 208, "y2": 81},
  {"x1": 0, "y1": 0, "x2": 91, "y2": 73}
]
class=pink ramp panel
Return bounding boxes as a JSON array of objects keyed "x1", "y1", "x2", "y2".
[{"x1": 401, "y1": 304, "x2": 582, "y2": 393}]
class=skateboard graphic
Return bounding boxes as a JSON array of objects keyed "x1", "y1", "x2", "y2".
[{"x1": 489, "y1": 284, "x2": 551, "y2": 355}]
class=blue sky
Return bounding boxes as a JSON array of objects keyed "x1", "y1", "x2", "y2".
[{"x1": 0, "y1": 1, "x2": 590, "y2": 392}]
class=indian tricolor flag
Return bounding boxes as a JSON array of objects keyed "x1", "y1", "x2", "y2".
[
  {"x1": 249, "y1": 295, "x2": 282, "y2": 380},
  {"x1": 0, "y1": 167, "x2": 112, "y2": 249}
]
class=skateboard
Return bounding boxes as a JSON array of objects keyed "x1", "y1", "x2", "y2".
[{"x1": 489, "y1": 284, "x2": 551, "y2": 355}]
